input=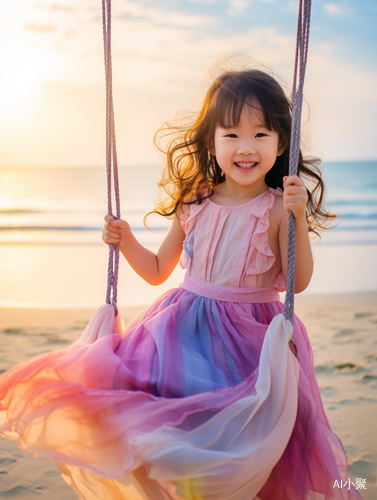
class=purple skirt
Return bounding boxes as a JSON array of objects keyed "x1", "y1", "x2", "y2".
[{"x1": 0, "y1": 285, "x2": 362, "y2": 500}]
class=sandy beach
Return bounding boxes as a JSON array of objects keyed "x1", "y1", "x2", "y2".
[{"x1": 0, "y1": 292, "x2": 376, "y2": 499}]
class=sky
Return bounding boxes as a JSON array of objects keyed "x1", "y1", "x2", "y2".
[{"x1": 0, "y1": 0, "x2": 376, "y2": 167}]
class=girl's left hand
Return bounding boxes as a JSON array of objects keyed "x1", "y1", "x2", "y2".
[{"x1": 283, "y1": 175, "x2": 308, "y2": 220}]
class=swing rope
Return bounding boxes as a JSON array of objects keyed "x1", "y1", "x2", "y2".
[
  {"x1": 102, "y1": 0, "x2": 121, "y2": 314},
  {"x1": 283, "y1": 0, "x2": 312, "y2": 325},
  {"x1": 100, "y1": 0, "x2": 312, "y2": 324}
]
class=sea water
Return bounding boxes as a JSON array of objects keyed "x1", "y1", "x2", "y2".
[
  {"x1": 322, "y1": 161, "x2": 377, "y2": 244},
  {"x1": 0, "y1": 161, "x2": 376, "y2": 307}
]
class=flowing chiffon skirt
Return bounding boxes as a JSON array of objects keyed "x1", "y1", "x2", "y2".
[{"x1": 0, "y1": 287, "x2": 362, "y2": 500}]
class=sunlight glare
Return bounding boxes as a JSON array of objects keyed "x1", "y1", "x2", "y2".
[
  {"x1": 0, "y1": 44, "x2": 55, "y2": 119},
  {"x1": 0, "y1": 77, "x2": 35, "y2": 117}
]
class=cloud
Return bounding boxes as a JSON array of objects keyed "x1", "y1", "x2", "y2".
[
  {"x1": 116, "y1": 4, "x2": 214, "y2": 28},
  {"x1": 324, "y1": 3, "x2": 341, "y2": 15},
  {"x1": 301, "y1": 45, "x2": 377, "y2": 160},
  {"x1": 23, "y1": 23, "x2": 57, "y2": 33},
  {"x1": 50, "y1": 5, "x2": 76, "y2": 11},
  {"x1": 227, "y1": 0, "x2": 248, "y2": 16},
  {"x1": 93, "y1": 22, "x2": 295, "y2": 90}
]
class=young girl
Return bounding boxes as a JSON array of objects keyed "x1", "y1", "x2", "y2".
[{"x1": 0, "y1": 69, "x2": 362, "y2": 500}]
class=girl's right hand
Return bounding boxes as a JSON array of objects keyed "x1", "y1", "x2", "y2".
[{"x1": 102, "y1": 214, "x2": 133, "y2": 248}]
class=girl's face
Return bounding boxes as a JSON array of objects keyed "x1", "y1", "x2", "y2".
[{"x1": 210, "y1": 104, "x2": 285, "y2": 193}]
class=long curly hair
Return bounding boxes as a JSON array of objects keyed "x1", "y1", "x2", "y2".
[{"x1": 146, "y1": 68, "x2": 335, "y2": 234}]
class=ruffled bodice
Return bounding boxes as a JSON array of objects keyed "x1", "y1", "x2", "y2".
[{"x1": 180, "y1": 187, "x2": 286, "y2": 291}]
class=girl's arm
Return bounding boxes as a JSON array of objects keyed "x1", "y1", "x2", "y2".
[
  {"x1": 102, "y1": 212, "x2": 185, "y2": 286},
  {"x1": 279, "y1": 175, "x2": 314, "y2": 293}
]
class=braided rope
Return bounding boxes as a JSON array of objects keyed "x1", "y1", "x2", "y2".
[
  {"x1": 283, "y1": 0, "x2": 312, "y2": 325},
  {"x1": 102, "y1": 0, "x2": 120, "y2": 314}
]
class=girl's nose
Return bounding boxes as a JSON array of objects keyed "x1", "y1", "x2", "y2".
[{"x1": 237, "y1": 140, "x2": 256, "y2": 155}]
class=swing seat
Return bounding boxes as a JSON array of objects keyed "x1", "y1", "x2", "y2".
[{"x1": 72, "y1": 304, "x2": 127, "y2": 346}]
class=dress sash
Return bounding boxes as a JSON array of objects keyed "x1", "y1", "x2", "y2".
[{"x1": 182, "y1": 275, "x2": 280, "y2": 303}]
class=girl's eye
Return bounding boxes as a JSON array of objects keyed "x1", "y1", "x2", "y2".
[
  {"x1": 255, "y1": 133, "x2": 267, "y2": 138},
  {"x1": 225, "y1": 133, "x2": 238, "y2": 138}
]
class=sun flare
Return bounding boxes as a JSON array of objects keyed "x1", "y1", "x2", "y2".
[
  {"x1": 0, "y1": 41, "x2": 56, "y2": 119},
  {"x1": 0, "y1": 77, "x2": 36, "y2": 117}
]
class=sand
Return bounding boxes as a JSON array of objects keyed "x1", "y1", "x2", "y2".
[{"x1": 1, "y1": 293, "x2": 376, "y2": 499}]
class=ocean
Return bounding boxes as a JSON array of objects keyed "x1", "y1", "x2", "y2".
[
  {"x1": 322, "y1": 161, "x2": 377, "y2": 244},
  {"x1": 0, "y1": 160, "x2": 376, "y2": 307},
  {"x1": 1, "y1": 161, "x2": 376, "y2": 242}
]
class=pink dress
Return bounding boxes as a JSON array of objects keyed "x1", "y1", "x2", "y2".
[{"x1": 0, "y1": 188, "x2": 362, "y2": 500}]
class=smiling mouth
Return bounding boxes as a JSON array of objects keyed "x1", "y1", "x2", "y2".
[{"x1": 234, "y1": 162, "x2": 257, "y2": 169}]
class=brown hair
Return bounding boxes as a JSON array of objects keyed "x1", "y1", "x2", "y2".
[{"x1": 146, "y1": 69, "x2": 335, "y2": 234}]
